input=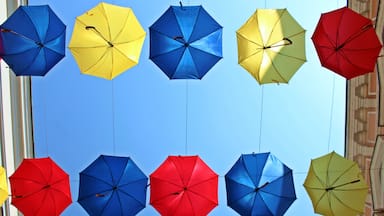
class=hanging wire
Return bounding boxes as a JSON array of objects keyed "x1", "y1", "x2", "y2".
[
  {"x1": 43, "y1": 81, "x2": 49, "y2": 156},
  {"x1": 258, "y1": 86, "x2": 264, "y2": 153},
  {"x1": 185, "y1": 80, "x2": 189, "y2": 155},
  {"x1": 327, "y1": 76, "x2": 336, "y2": 152},
  {"x1": 111, "y1": 80, "x2": 116, "y2": 155}
]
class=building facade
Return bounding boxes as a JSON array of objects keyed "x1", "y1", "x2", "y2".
[
  {"x1": 0, "y1": 0, "x2": 35, "y2": 215},
  {"x1": 346, "y1": 0, "x2": 384, "y2": 215}
]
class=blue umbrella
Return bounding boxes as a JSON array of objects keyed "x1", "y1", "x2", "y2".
[
  {"x1": 78, "y1": 155, "x2": 148, "y2": 216},
  {"x1": 225, "y1": 153, "x2": 296, "y2": 216},
  {"x1": 0, "y1": 5, "x2": 65, "y2": 76},
  {"x1": 149, "y1": 4, "x2": 222, "y2": 79}
]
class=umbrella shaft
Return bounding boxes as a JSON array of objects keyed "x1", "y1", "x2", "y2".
[
  {"x1": 335, "y1": 24, "x2": 373, "y2": 51},
  {"x1": 1, "y1": 28, "x2": 42, "y2": 45},
  {"x1": 325, "y1": 179, "x2": 360, "y2": 191}
]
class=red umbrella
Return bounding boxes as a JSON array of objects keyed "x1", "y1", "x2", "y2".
[
  {"x1": 9, "y1": 157, "x2": 72, "y2": 216},
  {"x1": 150, "y1": 155, "x2": 218, "y2": 216},
  {"x1": 312, "y1": 7, "x2": 382, "y2": 79}
]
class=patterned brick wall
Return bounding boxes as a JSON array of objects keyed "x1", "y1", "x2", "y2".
[{"x1": 346, "y1": 0, "x2": 384, "y2": 215}]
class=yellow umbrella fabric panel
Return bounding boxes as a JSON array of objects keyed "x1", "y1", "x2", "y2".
[
  {"x1": 303, "y1": 152, "x2": 368, "y2": 216},
  {"x1": 0, "y1": 167, "x2": 8, "y2": 205},
  {"x1": 237, "y1": 9, "x2": 306, "y2": 84},
  {"x1": 69, "y1": 2, "x2": 146, "y2": 80}
]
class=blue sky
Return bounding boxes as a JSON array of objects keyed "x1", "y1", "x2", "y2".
[{"x1": 30, "y1": 0, "x2": 346, "y2": 215}]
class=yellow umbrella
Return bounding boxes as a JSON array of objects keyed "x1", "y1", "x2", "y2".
[
  {"x1": 237, "y1": 9, "x2": 306, "y2": 84},
  {"x1": 303, "y1": 151, "x2": 368, "y2": 216},
  {"x1": 0, "y1": 166, "x2": 8, "y2": 205},
  {"x1": 68, "y1": 2, "x2": 146, "y2": 80}
]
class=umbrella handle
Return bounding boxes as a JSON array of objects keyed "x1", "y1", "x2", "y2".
[
  {"x1": 283, "y1": 37, "x2": 293, "y2": 45},
  {"x1": 325, "y1": 179, "x2": 360, "y2": 191},
  {"x1": 85, "y1": 26, "x2": 114, "y2": 47},
  {"x1": 263, "y1": 38, "x2": 293, "y2": 49}
]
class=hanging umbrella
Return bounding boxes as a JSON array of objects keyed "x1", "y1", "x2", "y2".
[
  {"x1": 312, "y1": 7, "x2": 382, "y2": 79},
  {"x1": 68, "y1": 2, "x2": 146, "y2": 80},
  {"x1": 150, "y1": 155, "x2": 218, "y2": 215},
  {"x1": 78, "y1": 155, "x2": 148, "y2": 216},
  {"x1": 149, "y1": 4, "x2": 222, "y2": 79},
  {"x1": 237, "y1": 8, "x2": 306, "y2": 84},
  {"x1": 225, "y1": 152, "x2": 296, "y2": 216},
  {"x1": 0, "y1": 166, "x2": 8, "y2": 205},
  {"x1": 9, "y1": 157, "x2": 72, "y2": 216},
  {"x1": 0, "y1": 5, "x2": 66, "y2": 76},
  {"x1": 303, "y1": 151, "x2": 369, "y2": 216}
]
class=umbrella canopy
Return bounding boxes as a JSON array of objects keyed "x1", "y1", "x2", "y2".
[
  {"x1": 78, "y1": 155, "x2": 148, "y2": 216},
  {"x1": 150, "y1": 155, "x2": 218, "y2": 215},
  {"x1": 0, "y1": 166, "x2": 8, "y2": 205},
  {"x1": 303, "y1": 151, "x2": 369, "y2": 216},
  {"x1": 149, "y1": 5, "x2": 222, "y2": 79},
  {"x1": 312, "y1": 7, "x2": 382, "y2": 79},
  {"x1": 225, "y1": 152, "x2": 296, "y2": 216},
  {"x1": 237, "y1": 8, "x2": 306, "y2": 84},
  {"x1": 9, "y1": 157, "x2": 72, "y2": 216},
  {"x1": 0, "y1": 5, "x2": 66, "y2": 76},
  {"x1": 68, "y1": 2, "x2": 146, "y2": 80}
]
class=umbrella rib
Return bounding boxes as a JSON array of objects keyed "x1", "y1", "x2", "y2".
[
  {"x1": 189, "y1": 44, "x2": 222, "y2": 58},
  {"x1": 43, "y1": 28, "x2": 66, "y2": 56},
  {"x1": 313, "y1": 190, "x2": 328, "y2": 213},
  {"x1": 23, "y1": 8, "x2": 45, "y2": 44},
  {"x1": 275, "y1": 50, "x2": 306, "y2": 61},
  {"x1": 237, "y1": 31, "x2": 265, "y2": 48},
  {"x1": 99, "y1": 191, "x2": 114, "y2": 216},
  {"x1": 264, "y1": 9, "x2": 286, "y2": 46},
  {"x1": 112, "y1": 177, "x2": 147, "y2": 206},
  {"x1": 257, "y1": 192, "x2": 275, "y2": 216},
  {"x1": 183, "y1": 186, "x2": 217, "y2": 205},
  {"x1": 115, "y1": 178, "x2": 147, "y2": 188},
  {"x1": 12, "y1": 178, "x2": 68, "y2": 199},
  {"x1": 73, "y1": 19, "x2": 112, "y2": 47},
  {"x1": 329, "y1": 163, "x2": 358, "y2": 187},
  {"x1": 116, "y1": 188, "x2": 146, "y2": 207},
  {"x1": 80, "y1": 173, "x2": 114, "y2": 187},
  {"x1": 101, "y1": 4, "x2": 112, "y2": 43},
  {"x1": 326, "y1": 153, "x2": 334, "y2": 188},
  {"x1": 259, "y1": 171, "x2": 296, "y2": 199},
  {"x1": 103, "y1": 157, "x2": 119, "y2": 186},
  {"x1": 1, "y1": 47, "x2": 43, "y2": 73},
  {"x1": 332, "y1": 191, "x2": 364, "y2": 214},
  {"x1": 241, "y1": 157, "x2": 258, "y2": 187},
  {"x1": 111, "y1": 8, "x2": 145, "y2": 43},
  {"x1": 188, "y1": 175, "x2": 217, "y2": 189},
  {"x1": 33, "y1": 187, "x2": 50, "y2": 215},
  {"x1": 337, "y1": 48, "x2": 377, "y2": 72},
  {"x1": 268, "y1": 52, "x2": 288, "y2": 83},
  {"x1": 180, "y1": 158, "x2": 198, "y2": 187},
  {"x1": 149, "y1": 29, "x2": 184, "y2": 58},
  {"x1": 344, "y1": 24, "x2": 374, "y2": 47},
  {"x1": 151, "y1": 177, "x2": 184, "y2": 188},
  {"x1": 78, "y1": 188, "x2": 113, "y2": 201},
  {"x1": 86, "y1": 48, "x2": 111, "y2": 73}
]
